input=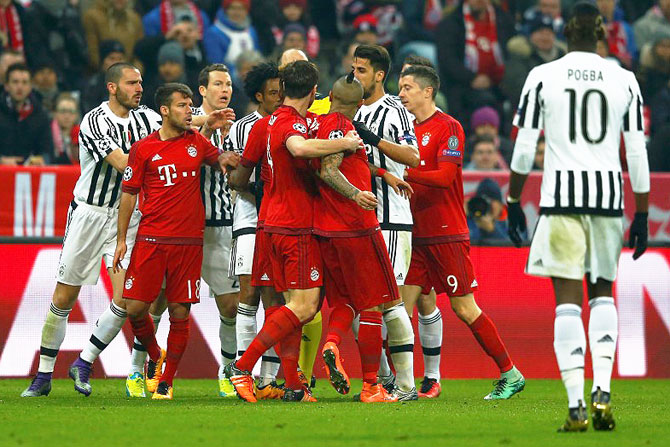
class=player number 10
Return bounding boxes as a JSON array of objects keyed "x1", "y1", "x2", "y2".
[{"x1": 564, "y1": 88, "x2": 608, "y2": 144}]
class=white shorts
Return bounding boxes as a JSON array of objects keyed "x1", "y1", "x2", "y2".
[
  {"x1": 57, "y1": 201, "x2": 140, "y2": 286},
  {"x1": 527, "y1": 214, "x2": 624, "y2": 283},
  {"x1": 382, "y1": 229, "x2": 413, "y2": 286},
  {"x1": 202, "y1": 225, "x2": 240, "y2": 296},
  {"x1": 229, "y1": 231, "x2": 256, "y2": 277}
]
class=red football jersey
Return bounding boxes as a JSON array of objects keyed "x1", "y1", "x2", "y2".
[
  {"x1": 122, "y1": 130, "x2": 220, "y2": 243},
  {"x1": 264, "y1": 105, "x2": 317, "y2": 234},
  {"x1": 240, "y1": 115, "x2": 271, "y2": 184},
  {"x1": 409, "y1": 111, "x2": 469, "y2": 243},
  {"x1": 313, "y1": 113, "x2": 379, "y2": 236}
]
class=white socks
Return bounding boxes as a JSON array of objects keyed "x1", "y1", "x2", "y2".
[
  {"x1": 588, "y1": 297, "x2": 618, "y2": 394},
  {"x1": 219, "y1": 315, "x2": 237, "y2": 370},
  {"x1": 80, "y1": 302, "x2": 127, "y2": 364},
  {"x1": 554, "y1": 303, "x2": 586, "y2": 408},
  {"x1": 378, "y1": 321, "x2": 392, "y2": 379},
  {"x1": 384, "y1": 303, "x2": 415, "y2": 391},
  {"x1": 418, "y1": 308, "x2": 442, "y2": 380},
  {"x1": 236, "y1": 303, "x2": 258, "y2": 358},
  {"x1": 259, "y1": 347, "x2": 281, "y2": 386},
  {"x1": 128, "y1": 313, "x2": 162, "y2": 375},
  {"x1": 38, "y1": 303, "x2": 72, "y2": 373}
]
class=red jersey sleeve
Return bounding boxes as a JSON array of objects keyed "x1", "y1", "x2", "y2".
[
  {"x1": 240, "y1": 119, "x2": 267, "y2": 168},
  {"x1": 437, "y1": 120, "x2": 465, "y2": 166},
  {"x1": 280, "y1": 114, "x2": 309, "y2": 147},
  {"x1": 122, "y1": 140, "x2": 146, "y2": 195},
  {"x1": 195, "y1": 131, "x2": 221, "y2": 166}
]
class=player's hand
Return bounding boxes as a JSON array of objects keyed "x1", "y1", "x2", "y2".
[
  {"x1": 382, "y1": 172, "x2": 414, "y2": 199},
  {"x1": 113, "y1": 241, "x2": 127, "y2": 274},
  {"x1": 629, "y1": 212, "x2": 648, "y2": 260},
  {"x1": 352, "y1": 121, "x2": 381, "y2": 147},
  {"x1": 343, "y1": 130, "x2": 364, "y2": 153},
  {"x1": 206, "y1": 108, "x2": 236, "y2": 131},
  {"x1": 507, "y1": 201, "x2": 527, "y2": 248},
  {"x1": 218, "y1": 151, "x2": 240, "y2": 174},
  {"x1": 353, "y1": 190, "x2": 378, "y2": 210}
]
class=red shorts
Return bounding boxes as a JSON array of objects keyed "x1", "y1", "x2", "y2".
[
  {"x1": 251, "y1": 227, "x2": 273, "y2": 288},
  {"x1": 405, "y1": 240, "x2": 478, "y2": 297},
  {"x1": 268, "y1": 233, "x2": 323, "y2": 292},
  {"x1": 123, "y1": 241, "x2": 203, "y2": 304},
  {"x1": 318, "y1": 231, "x2": 399, "y2": 312}
]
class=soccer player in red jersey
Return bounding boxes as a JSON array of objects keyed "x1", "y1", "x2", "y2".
[
  {"x1": 224, "y1": 60, "x2": 362, "y2": 403},
  {"x1": 398, "y1": 66, "x2": 526, "y2": 400},
  {"x1": 313, "y1": 75, "x2": 399, "y2": 403},
  {"x1": 113, "y1": 83, "x2": 240, "y2": 400}
]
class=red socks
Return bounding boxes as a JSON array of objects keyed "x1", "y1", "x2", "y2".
[
  {"x1": 278, "y1": 327, "x2": 303, "y2": 390},
  {"x1": 469, "y1": 312, "x2": 513, "y2": 373},
  {"x1": 162, "y1": 316, "x2": 191, "y2": 386},
  {"x1": 325, "y1": 305, "x2": 355, "y2": 346},
  {"x1": 237, "y1": 305, "x2": 302, "y2": 373},
  {"x1": 358, "y1": 311, "x2": 383, "y2": 385},
  {"x1": 129, "y1": 314, "x2": 161, "y2": 361}
]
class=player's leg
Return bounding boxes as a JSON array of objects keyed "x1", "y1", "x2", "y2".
[
  {"x1": 153, "y1": 302, "x2": 192, "y2": 400},
  {"x1": 417, "y1": 290, "x2": 442, "y2": 398},
  {"x1": 358, "y1": 304, "x2": 398, "y2": 403},
  {"x1": 298, "y1": 310, "x2": 322, "y2": 386},
  {"x1": 255, "y1": 287, "x2": 285, "y2": 399},
  {"x1": 215, "y1": 291, "x2": 239, "y2": 397},
  {"x1": 322, "y1": 304, "x2": 355, "y2": 395},
  {"x1": 236, "y1": 275, "x2": 260, "y2": 361}
]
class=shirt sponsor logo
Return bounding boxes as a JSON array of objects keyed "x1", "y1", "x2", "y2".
[
  {"x1": 421, "y1": 133, "x2": 431, "y2": 146},
  {"x1": 293, "y1": 123, "x2": 308, "y2": 134},
  {"x1": 328, "y1": 130, "x2": 344, "y2": 140},
  {"x1": 447, "y1": 135, "x2": 459, "y2": 150},
  {"x1": 123, "y1": 166, "x2": 133, "y2": 181},
  {"x1": 187, "y1": 145, "x2": 198, "y2": 157}
]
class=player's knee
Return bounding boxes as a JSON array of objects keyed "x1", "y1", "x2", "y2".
[
  {"x1": 52, "y1": 283, "x2": 80, "y2": 309},
  {"x1": 417, "y1": 296, "x2": 437, "y2": 316},
  {"x1": 450, "y1": 300, "x2": 478, "y2": 324}
]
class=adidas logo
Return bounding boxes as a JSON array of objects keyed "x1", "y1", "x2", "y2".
[
  {"x1": 261, "y1": 273, "x2": 269, "y2": 281},
  {"x1": 597, "y1": 334, "x2": 614, "y2": 343},
  {"x1": 571, "y1": 347, "x2": 584, "y2": 356},
  {"x1": 396, "y1": 273, "x2": 404, "y2": 281},
  {"x1": 152, "y1": 154, "x2": 163, "y2": 161},
  {"x1": 533, "y1": 259, "x2": 543, "y2": 267},
  {"x1": 471, "y1": 279, "x2": 478, "y2": 288}
]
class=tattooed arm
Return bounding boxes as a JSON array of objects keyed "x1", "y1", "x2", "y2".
[{"x1": 321, "y1": 153, "x2": 377, "y2": 210}]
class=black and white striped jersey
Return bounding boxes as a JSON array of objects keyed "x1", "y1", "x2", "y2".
[
  {"x1": 225, "y1": 111, "x2": 262, "y2": 236},
  {"x1": 74, "y1": 102, "x2": 161, "y2": 208},
  {"x1": 512, "y1": 52, "x2": 649, "y2": 216},
  {"x1": 193, "y1": 106, "x2": 234, "y2": 226},
  {"x1": 354, "y1": 94, "x2": 417, "y2": 230}
]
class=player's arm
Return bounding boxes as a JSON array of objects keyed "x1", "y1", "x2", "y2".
[
  {"x1": 199, "y1": 108, "x2": 236, "y2": 139},
  {"x1": 320, "y1": 153, "x2": 377, "y2": 210},
  {"x1": 368, "y1": 162, "x2": 414, "y2": 198},
  {"x1": 622, "y1": 74, "x2": 651, "y2": 260},
  {"x1": 354, "y1": 121, "x2": 420, "y2": 167},
  {"x1": 113, "y1": 191, "x2": 137, "y2": 273},
  {"x1": 105, "y1": 149, "x2": 129, "y2": 173},
  {"x1": 286, "y1": 131, "x2": 362, "y2": 158},
  {"x1": 80, "y1": 114, "x2": 128, "y2": 173}
]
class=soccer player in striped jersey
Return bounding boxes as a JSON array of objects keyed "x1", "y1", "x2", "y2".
[
  {"x1": 21, "y1": 63, "x2": 162, "y2": 398},
  {"x1": 351, "y1": 44, "x2": 421, "y2": 399},
  {"x1": 226, "y1": 61, "x2": 285, "y2": 399},
  {"x1": 507, "y1": 2, "x2": 650, "y2": 432}
]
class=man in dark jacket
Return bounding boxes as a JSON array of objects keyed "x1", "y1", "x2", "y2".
[
  {"x1": 434, "y1": 0, "x2": 515, "y2": 125},
  {"x1": 0, "y1": 63, "x2": 53, "y2": 165}
]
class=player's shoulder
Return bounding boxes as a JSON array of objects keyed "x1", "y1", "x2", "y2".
[
  {"x1": 132, "y1": 104, "x2": 161, "y2": 120},
  {"x1": 80, "y1": 103, "x2": 112, "y2": 136},
  {"x1": 232, "y1": 111, "x2": 262, "y2": 130}
]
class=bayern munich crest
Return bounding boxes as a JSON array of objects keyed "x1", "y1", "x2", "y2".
[
  {"x1": 328, "y1": 130, "x2": 344, "y2": 140},
  {"x1": 448, "y1": 135, "x2": 459, "y2": 150},
  {"x1": 187, "y1": 145, "x2": 198, "y2": 157},
  {"x1": 422, "y1": 132, "x2": 431, "y2": 146},
  {"x1": 310, "y1": 267, "x2": 320, "y2": 281},
  {"x1": 124, "y1": 277, "x2": 134, "y2": 290},
  {"x1": 293, "y1": 123, "x2": 308, "y2": 133},
  {"x1": 123, "y1": 166, "x2": 133, "y2": 181}
]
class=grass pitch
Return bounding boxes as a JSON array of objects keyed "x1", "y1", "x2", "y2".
[{"x1": 0, "y1": 379, "x2": 667, "y2": 447}]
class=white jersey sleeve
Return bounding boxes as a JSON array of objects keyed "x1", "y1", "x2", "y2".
[
  {"x1": 78, "y1": 111, "x2": 118, "y2": 163},
  {"x1": 511, "y1": 67, "x2": 543, "y2": 175},
  {"x1": 621, "y1": 73, "x2": 650, "y2": 193}
]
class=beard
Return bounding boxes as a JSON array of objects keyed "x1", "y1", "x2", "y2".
[
  {"x1": 362, "y1": 84, "x2": 374, "y2": 100},
  {"x1": 168, "y1": 114, "x2": 190, "y2": 132},
  {"x1": 115, "y1": 89, "x2": 139, "y2": 110}
]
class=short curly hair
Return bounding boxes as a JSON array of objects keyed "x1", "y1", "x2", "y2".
[{"x1": 243, "y1": 61, "x2": 280, "y2": 104}]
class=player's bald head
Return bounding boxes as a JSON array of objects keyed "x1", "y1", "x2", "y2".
[
  {"x1": 279, "y1": 49, "x2": 308, "y2": 68},
  {"x1": 331, "y1": 73, "x2": 364, "y2": 107}
]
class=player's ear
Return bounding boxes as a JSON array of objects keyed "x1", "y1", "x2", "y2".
[
  {"x1": 107, "y1": 82, "x2": 116, "y2": 96},
  {"x1": 329, "y1": 91, "x2": 333, "y2": 102},
  {"x1": 255, "y1": 91, "x2": 263, "y2": 104},
  {"x1": 198, "y1": 85, "x2": 206, "y2": 98},
  {"x1": 160, "y1": 104, "x2": 169, "y2": 117}
]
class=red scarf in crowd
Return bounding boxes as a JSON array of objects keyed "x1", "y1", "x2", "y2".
[
  {"x1": 463, "y1": 1, "x2": 504, "y2": 84},
  {"x1": 423, "y1": 0, "x2": 442, "y2": 31},
  {"x1": 160, "y1": 0, "x2": 204, "y2": 36},
  {"x1": 0, "y1": 4, "x2": 24, "y2": 53},
  {"x1": 606, "y1": 21, "x2": 632, "y2": 68}
]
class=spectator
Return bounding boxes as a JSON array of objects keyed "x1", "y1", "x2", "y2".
[
  {"x1": 51, "y1": 93, "x2": 80, "y2": 165},
  {"x1": 280, "y1": 23, "x2": 307, "y2": 53},
  {"x1": 0, "y1": 49, "x2": 24, "y2": 87},
  {"x1": 341, "y1": 0, "x2": 402, "y2": 49},
  {"x1": 522, "y1": 0, "x2": 564, "y2": 38},
  {"x1": 465, "y1": 106, "x2": 513, "y2": 165},
  {"x1": 143, "y1": 0, "x2": 211, "y2": 38},
  {"x1": 228, "y1": 49, "x2": 263, "y2": 115},
  {"x1": 82, "y1": 0, "x2": 144, "y2": 71},
  {"x1": 596, "y1": 33, "x2": 623, "y2": 64},
  {"x1": 634, "y1": 0, "x2": 670, "y2": 50},
  {"x1": 0, "y1": 63, "x2": 53, "y2": 165},
  {"x1": 81, "y1": 40, "x2": 126, "y2": 113},
  {"x1": 0, "y1": 0, "x2": 48, "y2": 69},
  {"x1": 203, "y1": 0, "x2": 260, "y2": 79},
  {"x1": 467, "y1": 178, "x2": 509, "y2": 243},
  {"x1": 465, "y1": 134, "x2": 502, "y2": 171},
  {"x1": 271, "y1": 0, "x2": 320, "y2": 59},
  {"x1": 397, "y1": 0, "x2": 442, "y2": 67},
  {"x1": 639, "y1": 37, "x2": 670, "y2": 102},
  {"x1": 533, "y1": 134, "x2": 545, "y2": 170},
  {"x1": 352, "y1": 14, "x2": 379, "y2": 46},
  {"x1": 502, "y1": 11, "x2": 566, "y2": 112},
  {"x1": 435, "y1": 0, "x2": 515, "y2": 125},
  {"x1": 27, "y1": 0, "x2": 88, "y2": 91},
  {"x1": 143, "y1": 41, "x2": 188, "y2": 109},
  {"x1": 248, "y1": 0, "x2": 281, "y2": 55},
  {"x1": 32, "y1": 62, "x2": 61, "y2": 114},
  {"x1": 597, "y1": 0, "x2": 638, "y2": 68}
]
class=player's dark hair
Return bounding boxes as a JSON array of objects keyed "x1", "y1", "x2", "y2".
[
  {"x1": 472, "y1": 134, "x2": 495, "y2": 150},
  {"x1": 279, "y1": 60, "x2": 319, "y2": 99},
  {"x1": 244, "y1": 61, "x2": 280, "y2": 104},
  {"x1": 198, "y1": 63, "x2": 229, "y2": 88},
  {"x1": 402, "y1": 54, "x2": 435, "y2": 69},
  {"x1": 5, "y1": 63, "x2": 30, "y2": 83},
  {"x1": 400, "y1": 65, "x2": 440, "y2": 99},
  {"x1": 105, "y1": 62, "x2": 138, "y2": 84},
  {"x1": 155, "y1": 83, "x2": 193, "y2": 109},
  {"x1": 564, "y1": 1, "x2": 605, "y2": 50},
  {"x1": 354, "y1": 44, "x2": 391, "y2": 82}
]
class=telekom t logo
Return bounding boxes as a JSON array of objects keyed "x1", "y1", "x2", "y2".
[{"x1": 158, "y1": 164, "x2": 177, "y2": 186}]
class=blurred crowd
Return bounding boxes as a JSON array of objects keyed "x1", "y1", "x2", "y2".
[{"x1": 1, "y1": 0, "x2": 668, "y2": 172}]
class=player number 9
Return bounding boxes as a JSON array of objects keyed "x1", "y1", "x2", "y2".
[{"x1": 447, "y1": 275, "x2": 458, "y2": 294}]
